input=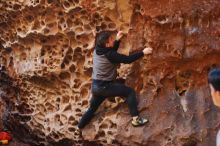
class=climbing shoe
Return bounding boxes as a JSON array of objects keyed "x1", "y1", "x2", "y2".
[{"x1": 132, "y1": 117, "x2": 148, "y2": 127}]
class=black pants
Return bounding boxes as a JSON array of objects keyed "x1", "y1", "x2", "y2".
[{"x1": 78, "y1": 80, "x2": 139, "y2": 129}]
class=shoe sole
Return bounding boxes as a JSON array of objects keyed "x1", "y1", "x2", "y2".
[{"x1": 132, "y1": 120, "x2": 149, "y2": 127}]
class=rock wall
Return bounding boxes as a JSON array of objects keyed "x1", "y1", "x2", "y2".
[{"x1": 0, "y1": 0, "x2": 220, "y2": 146}]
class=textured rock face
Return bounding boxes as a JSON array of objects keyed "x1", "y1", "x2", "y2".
[{"x1": 0, "y1": 0, "x2": 220, "y2": 146}]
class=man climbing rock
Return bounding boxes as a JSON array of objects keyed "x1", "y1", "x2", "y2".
[
  {"x1": 208, "y1": 68, "x2": 220, "y2": 146},
  {"x1": 78, "y1": 31, "x2": 153, "y2": 129}
]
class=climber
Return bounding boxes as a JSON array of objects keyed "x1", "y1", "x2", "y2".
[
  {"x1": 78, "y1": 30, "x2": 153, "y2": 129},
  {"x1": 208, "y1": 68, "x2": 220, "y2": 146}
]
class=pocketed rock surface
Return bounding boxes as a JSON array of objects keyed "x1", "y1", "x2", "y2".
[{"x1": 0, "y1": 0, "x2": 220, "y2": 146}]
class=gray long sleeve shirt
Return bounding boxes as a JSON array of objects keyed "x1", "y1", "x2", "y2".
[{"x1": 92, "y1": 41, "x2": 144, "y2": 81}]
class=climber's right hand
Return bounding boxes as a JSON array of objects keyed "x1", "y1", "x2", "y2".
[
  {"x1": 116, "y1": 31, "x2": 124, "y2": 41},
  {"x1": 143, "y1": 47, "x2": 153, "y2": 55}
]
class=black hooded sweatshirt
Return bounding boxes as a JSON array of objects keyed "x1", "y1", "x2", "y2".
[
  {"x1": 95, "y1": 40, "x2": 144, "y2": 64},
  {"x1": 92, "y1": 40, "x2": 144, "y2": 84}
]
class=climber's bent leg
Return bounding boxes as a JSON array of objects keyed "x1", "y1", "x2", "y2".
[
  {"x1": 99, "y1": 82, "x2": 148, "y2": 126},
  {"x1": 99, "y1": 82, "x2": 139, "y2": 116}
]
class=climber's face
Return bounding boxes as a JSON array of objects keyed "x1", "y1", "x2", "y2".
[
  {"x1": 106, "y1": 35, "x2": 114, "y2": 48},
  {"x1": 209, "y1": 84, "x2": 220, "y2": 107}
]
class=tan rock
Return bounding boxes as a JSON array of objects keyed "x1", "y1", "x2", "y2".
[{"x1": 0, "y1": 0, "x2": 220, "y2": 146}]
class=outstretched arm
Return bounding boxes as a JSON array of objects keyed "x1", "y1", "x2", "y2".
[
  {"x1": 105, "y1": 51, "x2": 144, "y2": 64},
  {"x1": 105, "y1": 47, "x2": 153, "y2": 64}
]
